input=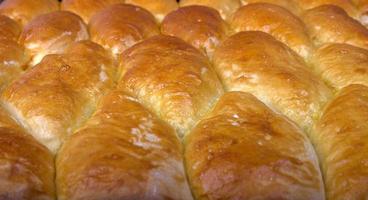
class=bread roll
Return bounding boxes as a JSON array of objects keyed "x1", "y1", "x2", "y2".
[
  {"x1": 240, "y1": 0, "x2": 302, "y2": 14},
  {"x1": 57, "y1": 90, "x2": 193, "y2": 200},
  {"x1": 89, "y1": 4, "x2": 159, "y2": 58},
  {"x1": 19, "y1": 11, "x2": 89, "y2": 67},
  {"x1": 312, "y1": 84, "x2": 368, "y2": 199},
  {"x1": 303, "y1": 5, "x2": 368, "y2": 48},
  {"x1": 0, "y1": 106, "x2": 54, "y2": 200},
  {"x1": 161, "y1": 5, "x2": 228, "y2": 58},
  {"x1": 0, "y1": 0, "x2": 59, "y2": 27},
  {"x1": 125, "y1": 0, "x2": 178, "y2": 22},
  {"x1": 119, "y1": 35, "x2": 224, "y2": 137},
  {"x1": 312, "y1": 43, "x2": 368, "y2": 89},
  {"x1": 295, "y1": 0, "x2": 358, "y2": 18},
  {"x1": 231, "y1": 3, "x2": 314, "y2": 58},
  {"x1": 0, "y1": 15, "x2": 20, "y2": 41},
  {"x1": 185, "y1": 91, "x2": 325, "y2": 200},
  {"x1": 1, "y1": 41, "x2": 115, "y2": 153},
  {"x1": 180, "y1": 0, "x2": 241, "y2": 21},
  {"x1": 213, "y1": 31, "x2": 332, "y2": 131},
  {"x1": 61, "y1": 0, "x2": 124, "y2": 23},
  {"x1": 0, "y1": 39, "x2": 28, "y2": 91}
]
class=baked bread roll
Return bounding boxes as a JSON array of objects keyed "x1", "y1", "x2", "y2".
[
  {"x1": 1, "y1": 41, "x2": 115, "y2": 153},
  {"x1": 60, "y1": 0, "x2": 124, "y2": 24},
  {"x1": 89, "y1": 4, "x2": 159, "y2": 58},
  {"x1": 0, "y1": 0, "x2": 59, "y2": 27},
  {"x1": 312, "y1": 84, "x2": 368, "y2": 199},
  {"x1": 180, "y1": 0, "x2": 241, "y2": 21},
  {"x1": 0, "y1": 39, "x2": 27, "y2": 91},
  {"x1": 125, "y1": 0, "x2": 178, "y2": 22},
  {"x1": 0, "y1": 15, "x2": 20, "y2": 41},
  {"x1": 161, "y1": 5, "x2": 228, "y2": 58},
  {"x1": 19, "y1": 11, "x2": 89, "y2": 67},
  {"x1": 119, "y1": 35, "x2": 224, "y2": 137},
  {"x1": 295, "y1": 0, "x2": 358, "y2": 18},
  {"x1": 303, "y1": 5, "x2": 368, "y2": 48},
  {"x1": 312, "y1": 43, "x2": 368, "y2": 89},
  {"x1": 0, "y1": 106, "x2": 54, "y2": 200},
  {"x1": 213, "y1": 31, "x2": 332, "y2": 131},
  {"x1": 185, "y1": 91, "x2": 325, "y2": 200},
  {"x1": 57, "y1": 90, "x2": 193, "y2": 200},
  {"x1": 240, "y1": 0, "x2": 301, "y2": 14},
  {"x1": 231, "y1": 3, "x2": 314, "y2": 58}
]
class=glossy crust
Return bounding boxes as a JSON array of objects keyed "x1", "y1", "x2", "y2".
[
  {"x1": 231, "y1": 3, "x2": 314, "y2": 58},
  {"x1": 19, "y1": 11, "x2": 89, "y2": 67},
  {"x1": 125, "y1": 0, "x2": 178, "y2": 22},
  {"x1": 185, "y1": 91, "x2": 324, "y2": 200},
  {"x1": 180, "y1": 0, "x2": 241, "y2": 21},
  {"x1": 302, "y1": 5, "x2": 368, "y2": 48},
  {"x1": 1, "y1": 41, "x2": 115, "y2": 153},
  {"x1": 0, "y1": 39, "x2": 28, "y2": 91},
  {"x1": 0, "y1": 0, "x2": 59, "y2": 26},
  {"x1": 89, "y1": 4, "x2": 159, "y2": 58},
  {"x1": 312, "y1": 43, "x2": 368, "y2": 89},
  {"x1": 213, "y1": 31, "x2": 332, "y2": 131},
  {"x1": 161, "y1": 5, "x2": 228, "y2": 58},
  {"x1": 119, "y1": 35, "x2": 224, "y2": 137},
  {"x1": 240, "y1": 0, "x2": 302, "y2": 14},
  {"x1": 0, "y1": 15, "x2": 20, "y2": 41},
  {"x1": 312, "y1": 84, "x2": 368, "y2": 199},
  {"x1": 0, "y1": 107, "x2": 54, "y2": 200},
  {"x1": 57, "y1": 90, "x2": 193, "y2": 200},
  {"x1": 61, "y1": 0, "x2": 124, "y2": 23},
  {"x1": 295, "y1": 0, "x2": 358, "y2": 18}
]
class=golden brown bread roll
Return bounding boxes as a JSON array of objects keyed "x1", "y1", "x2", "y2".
[
  {"x1": 57, "y1": 90, "x2": 193, "y2": 200},
  {"x1": 0, "y1": 0, "x2": 59, "y2": 27},
  {"x1": 119, "y1": 35, "x2": 224, "y2": 137},
  {"x1": 295, "y1": 0, "x2": 359, "y2": 18},
  {"x1": 161, "y1": 5, "x2": 228, "y2": 58},
  {"x1": 0, "y1": 106, "x2": 54, "y2": 200},
  {"x1": 185, "y1": 91, "x2": 325, "y2": 200},
  {"x1": 180, "y1": 0, "x2": 241, "y2": 21},
  {"x1": 125, "y1": 0, "x2": 178, "y2": 22},
  {"x1": 312, "y1": 43, "x2": 368, "y2": 89},
  {"x1": 213, "y1": 31, "x2": 332, "y2": 131},
  {"x1": 0, "y1": 15, "x2": 20, "y2": 41},
  {"x1": 240, "y1": 0, "x2": 302, "y2": 14},
  {"x1": 231, "y1": 3, "x2": 314, "y2": 58},
  {"x1": 0, "y1": 39, "x2": 28, "y2": 91},
  {"x1": 89, "y1": 4, "x2": 159, "y2": 58},
  {"x1": 303, "y1": 5, "x2": 368, "y2": 48},
  {"x1": 19, "y1": 11, "x2": 89, "y2": 67},
  {"x1": 312, "y1": 84, "x2": 368, "y2": 199},
  {"x1": 60, "y1": 0, "x2": 124, "y2": 23},
  {"x1": 1, "y1": 41, "x2": 115, "y2": 153}
]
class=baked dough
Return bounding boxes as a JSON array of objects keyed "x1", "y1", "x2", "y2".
[
  {"x1": 312, "y1": 84, "x2": 368, "y2": 199},
  {"x1": 61, "y1": 0, "x2": 124, "y2": 23},
  {"x1": 119, "y1": 35, "x2": 224, "y2": 137},
  {"x1": 213, "y1": 31, "x2": 332, "y2": 131},
  {"x1": 2, "y1": 41, "x2": 115, "y2": 153},
  {"x1": 57, "y1": 90, "x2": 193, "y2": 200},
  {"x1": 231, "y1": 3, "x2": 314, "y2": 58},
  {"x1": 19, "y1": 11, "x2": 89, "y2": 66},
  {"x1": 185, "y1": 91, "x2": 325, "y2": 200},
  {"x1": 161, "y1": 5, "x2": 228, "y2": 58},
  {"x1": 89, "y1": 4, "x2": 159, "y2": 58},
  {"x1": 0, "y1": 0, "x2": 59, "y2": 26}
]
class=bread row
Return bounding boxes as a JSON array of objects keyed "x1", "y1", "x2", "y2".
[{"x1": 0, "y1": 0, "x2": 367, "y2": 199}]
